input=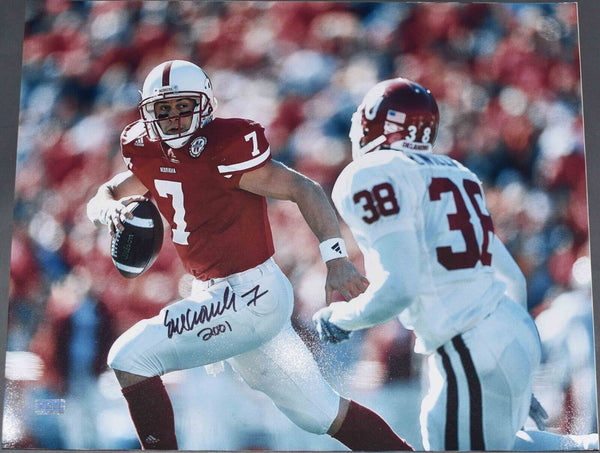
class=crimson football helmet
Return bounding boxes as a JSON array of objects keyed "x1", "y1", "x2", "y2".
[
  {"x1": 349, "y1": 78, "x2": 439, "y2": 160},
  {"x1": 139, "y1": 60, "x2": 217, "y2": 149}
]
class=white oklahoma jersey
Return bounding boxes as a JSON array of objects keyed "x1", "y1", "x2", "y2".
[{"x1": 331, "y1": 149, "x2": 507, "y2": 354}]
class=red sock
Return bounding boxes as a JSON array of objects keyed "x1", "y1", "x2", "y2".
[
  {"x1": 333, "y1": 400, "x2": 413, "y2": 451},
  {"x1": 121, "y1": 376, "x2": 178, "y2": 450}
]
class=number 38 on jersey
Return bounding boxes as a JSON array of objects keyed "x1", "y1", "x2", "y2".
[{"x1": 352, "y1": 177, "x2": 494, "y2": 271}]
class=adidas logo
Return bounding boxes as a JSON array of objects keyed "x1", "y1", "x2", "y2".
[
  {"x1": 134, "y1": 137, "x2": 144, "y2": 147},
  {"x1": 145, "y1": 435, "x2": 160, "y2": 445},
  {"x1": 331, "y1": 242, "x2": 342, "y2": 254}
]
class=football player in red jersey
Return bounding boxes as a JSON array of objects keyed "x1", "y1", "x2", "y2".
[{"x1": 87, "y1": 60, "x2": 413, "y2": 451}]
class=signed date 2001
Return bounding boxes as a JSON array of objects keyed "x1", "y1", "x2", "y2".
[
  {"x1": 163, "y1": 284, "x2": 269, "y2": 340},
  {"x1": 198, "y1": 321, "x2": 232, "y2": 341}
]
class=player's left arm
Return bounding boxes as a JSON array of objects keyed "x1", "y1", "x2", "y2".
[
  {"x1": 489, "y1": 236, "x2": 527, "y2": 310},
  {"x1": 239, "y1": 159, "x2": 369, "y2": 301}
]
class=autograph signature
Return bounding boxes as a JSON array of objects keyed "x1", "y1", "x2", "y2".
[
  {"x1": 198, "y1": 321, "x2": 232, "y2": 341},
  {"x1": 163, "y1": 287, "x2": 237, "y2": 339},
  {"x1": 163, "y1": 284, "x2": 270, "y2": 339}
]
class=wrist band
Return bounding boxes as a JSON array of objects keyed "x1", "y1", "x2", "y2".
[{"x1": 319, "y1": 238, "x2": 348, "y2": 263}]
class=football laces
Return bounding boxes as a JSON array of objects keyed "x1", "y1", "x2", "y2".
[{"x1": 110, "y1": 233, "x2": 120, "y2": 258}]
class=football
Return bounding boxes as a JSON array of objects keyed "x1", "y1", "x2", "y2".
[{"x1": 110, "y1": 200, "x2": 164, "y2": 278}]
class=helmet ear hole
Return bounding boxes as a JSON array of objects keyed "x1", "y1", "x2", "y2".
[{"x1": 361, "y1": 128, "x2": 369, "y2": 146}]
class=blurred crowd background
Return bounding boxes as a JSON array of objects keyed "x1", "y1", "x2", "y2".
[{"x1": 3, "y1": 0, "x2": 596, "y2": 450}]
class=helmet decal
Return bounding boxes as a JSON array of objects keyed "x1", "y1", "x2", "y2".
[
  {"x1": 363, "y1": 84, "x2": 386, "y2": 120},
  {"x1": 162, "y1": 61, "x2": 173, "y2": 86},
  {"x1": 364, "y1": 95, "x2": 384, "y2": 121}
]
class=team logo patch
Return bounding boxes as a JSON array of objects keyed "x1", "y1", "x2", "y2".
[{"x1": 190, "y1": 136, "x2": 207, "y2": 158}]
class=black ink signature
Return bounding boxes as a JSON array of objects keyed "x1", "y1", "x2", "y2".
[
  {"x1": 164, "y1": 287, "x2": 237, "y2": 339},
  {"x1": 242, "y1": 285, "x2": 269, "y2": 307},
  {"x1": 198, "y1": 321, "x2": 232, "y2": 341},
  {"x1": 163, "y1": 284, "x2": 271, "y2": 339}
]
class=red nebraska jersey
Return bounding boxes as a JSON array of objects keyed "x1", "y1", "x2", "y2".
[{"x1": 120, "y1": 117, "x2": 275, "y2": 280}]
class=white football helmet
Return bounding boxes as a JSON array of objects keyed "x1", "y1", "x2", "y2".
[{"x1": 139, "y1": 60, "x2": 217, "y2": 149}]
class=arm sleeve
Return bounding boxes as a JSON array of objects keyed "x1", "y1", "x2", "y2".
[
  {"x1": 328, "y1": 229, "x2": 420, "y2": 331},
  {"x1": 332, "y1": 164, "x2": 417, "y2": 246},
  {"x1": 214, "y1": 121, "x2": 271, "y2": 186},
  {"x1": 490, "y1": 236, "x2": 527, "y2": 309},
  {"x1": 120, "y1": 121, "x2": 146, "y2": 171}
]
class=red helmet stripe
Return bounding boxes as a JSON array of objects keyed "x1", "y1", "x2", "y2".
[{"x1": 162, "y1": 61, "x2": 173, "y2": 87}]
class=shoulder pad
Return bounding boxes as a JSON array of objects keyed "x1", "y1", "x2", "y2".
[{"x1": 121, "y1": 121, "x2": 147, "y2": 145}]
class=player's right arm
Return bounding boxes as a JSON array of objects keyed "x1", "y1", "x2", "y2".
[
  {"x1": 86, "y1": 170, "x2": 148, "y2": 236},
  {"x1": 327, "y1": 229, "x2": 420, "y2": 331},
  {"x1": 321, "y1": 163, "x2": 420, "y2": 331}
]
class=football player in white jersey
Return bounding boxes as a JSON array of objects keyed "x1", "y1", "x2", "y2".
[{"x1": 313, "y1": 78, "x2": 598, "y2": 451}]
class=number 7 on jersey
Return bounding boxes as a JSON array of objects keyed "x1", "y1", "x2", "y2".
[{"x1": 155, "y1": 179, "x2": 190, "y2": 245}]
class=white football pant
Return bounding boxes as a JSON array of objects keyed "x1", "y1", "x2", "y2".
[
  {"x1": 108, "y1": 258, "x2": 341, "y2": 434},
  {"x1": 421, "y1": 296, "x2": 541, "y2": 450}
]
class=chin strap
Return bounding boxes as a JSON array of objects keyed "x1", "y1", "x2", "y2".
[
  {"x1": 361, "y1": 135, "x2": 387, "y2": 154},
  {"x1": 354, "y1": 135, "x2": 387, "y2": 159},
  {"x1": 163, "y1": 136, "x2": 192, "y2": 150}
]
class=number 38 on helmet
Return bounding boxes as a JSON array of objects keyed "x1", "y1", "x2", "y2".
[{"x1": 350, "y1": 78, "x2": 439, "y2": 160}]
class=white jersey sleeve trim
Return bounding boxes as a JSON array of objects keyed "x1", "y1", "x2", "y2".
[{"x1": 217, "y1": 147, "x2": 271, "y2": 174}]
